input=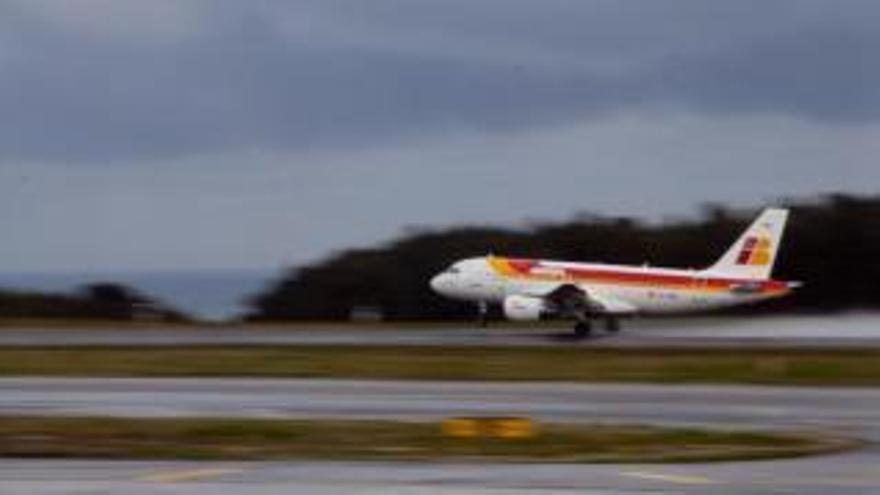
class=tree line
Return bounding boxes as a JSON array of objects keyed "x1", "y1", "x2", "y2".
[
  {"x1": 0, "y1": 283, "x2": 190, "y2": 322},
  {"x1": 3, "y1": 194, "x2": 877, "y2": 322},
  {"x1": 246, "y1": 194, "x2": 880, "y2": 321}
]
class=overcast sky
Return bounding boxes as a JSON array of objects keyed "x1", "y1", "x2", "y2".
[{"x1": 1, "y1": 0, "x2": 878, "y2": 272}]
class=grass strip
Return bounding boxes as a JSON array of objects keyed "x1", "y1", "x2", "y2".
[
  {"x1": 0, "y1": 417, "x2": 856, "y2": 463},
  {"x1": 3, "y1": 345, "x2": 880, "y2": 385}
]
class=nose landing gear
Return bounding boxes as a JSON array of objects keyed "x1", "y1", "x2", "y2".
[
  {"x1": 477, "y1": 301, "x2": 489, "y2": 328},
  {"x1": 574, "y1": 320, "x2": 592, "y2": 337}
]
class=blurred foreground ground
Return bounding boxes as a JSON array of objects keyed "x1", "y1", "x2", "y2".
[
  {"x1": 4, "y1": 314, "x2": 880, "y2": 493},
  {"x1": 2, "y1": 377, "x2": 880, "y2": 493}
]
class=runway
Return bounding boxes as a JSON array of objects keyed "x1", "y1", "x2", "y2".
[
  {"x1": 2, "y1": 313, "x2": 880, "y2": 348},
  {"x1": 3, "y1": 377, "x2": 880, "y2": 493},
  {"x1": 3, "y1": 377, "x2": 880, "y2": 438},
  {"x1": 5, "y1": 452, "x2": 880, "y2": 494},
  {"x1": 4, "y1": 319, "x2": 880, "y2": 493}
]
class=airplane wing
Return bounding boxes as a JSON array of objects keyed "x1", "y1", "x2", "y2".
[
  {"x1": 585, "y1": 288, "x2": 638, "y2": 315},
  {"x1": 540, "y1": 284, "x2": 637, "y2": 316}
]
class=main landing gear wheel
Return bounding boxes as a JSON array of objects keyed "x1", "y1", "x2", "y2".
[
  {"x1": 605, "y1": 317, "x2": 621, "y2": 333},
  {"x1": 574, "y1": 320, "x2": 592, "y2": 338}
]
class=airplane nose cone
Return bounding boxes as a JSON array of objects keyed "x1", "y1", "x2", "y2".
[{"x1": 430, "y1": 274, "x2": 448, "y2": 294}]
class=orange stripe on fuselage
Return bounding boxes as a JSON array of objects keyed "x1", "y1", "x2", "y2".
[{"x1": 487, "y1": 257, "x2": 789, "y2": 295}]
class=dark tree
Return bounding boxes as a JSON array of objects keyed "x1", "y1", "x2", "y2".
[
  {"x1": 245, "y1": 194, "x2": 880, "y2": 321},
  {"x1": 0, "y1": 282, "x2": 190, "y2": 322}
]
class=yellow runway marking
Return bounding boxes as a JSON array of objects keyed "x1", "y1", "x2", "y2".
[
  {"x1": 138, "y1": 467, "x2": 242, "y2": 483},
  {"x1": 622, "y1": 471, "x2": 716, "y2": 485}
]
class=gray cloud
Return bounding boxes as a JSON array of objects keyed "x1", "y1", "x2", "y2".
[
  {"x1": 2, "y1": 1, "x2": 879, "y2": 272},
  {"x1": 0, "y1": 0, "x2": 878, "y2": 162},
  {"x1": 3, "y1": 112, "x2": 879, "y2": 271}
]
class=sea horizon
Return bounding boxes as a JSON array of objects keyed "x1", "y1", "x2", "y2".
[{"x1": 0, "y1": 268, "x2": 280, "y2": 321}]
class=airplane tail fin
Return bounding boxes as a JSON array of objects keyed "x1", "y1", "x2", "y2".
[{"x1": 704, "y1": 208, "x2": 789, "y2": 280}]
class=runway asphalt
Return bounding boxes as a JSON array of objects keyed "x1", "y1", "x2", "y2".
[
  {"x1": 1, "y1": 313, "x2": 880, "y2": 348},
  {"x1": 2, "y1": 377, "x2": 880, "y2": 438},
  {"x1": 5, "y1": 452, "x2": 880, "y2": 494}
]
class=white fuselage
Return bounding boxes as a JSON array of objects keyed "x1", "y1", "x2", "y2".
[{"x1": 430, "y1": 256, "x2": 792, "y2": 315}]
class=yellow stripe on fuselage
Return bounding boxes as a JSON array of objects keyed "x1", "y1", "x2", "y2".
[{"x1": 486, "y1": 256, "x2": 788, "y2": 296}]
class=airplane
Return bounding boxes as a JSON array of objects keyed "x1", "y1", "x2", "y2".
[{"x1": 429, "y1": 208, "x2": 799, "y2": 336}]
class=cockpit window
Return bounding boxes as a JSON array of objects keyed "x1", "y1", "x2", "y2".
[{"x1": 446, "y1": 267, "x2": 461, "y2": 274}]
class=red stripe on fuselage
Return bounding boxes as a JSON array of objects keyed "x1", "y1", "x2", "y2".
[{"x1": 500, "y1": 258, "x2": 788, "y2": 294}]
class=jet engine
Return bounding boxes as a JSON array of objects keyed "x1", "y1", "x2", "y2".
[{"x1": 502, "y1": 294, "x2": 548, "y2": 321}]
